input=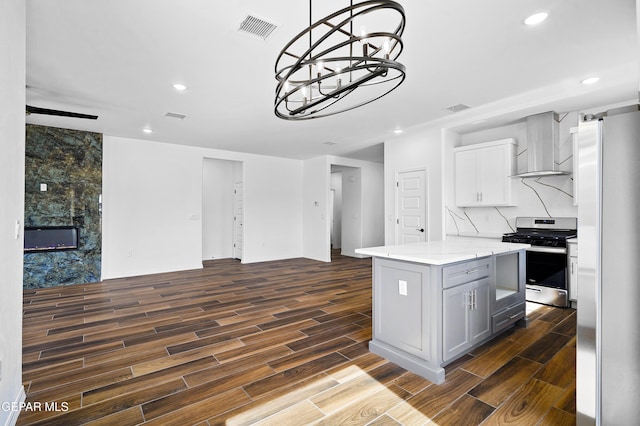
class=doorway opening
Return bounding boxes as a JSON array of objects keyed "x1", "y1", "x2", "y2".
[
  {"x1": 202, "y1": 158, "x2": 243, "y2": 262},
  {"x1": 330, "y1": 165, "x2": 362, "y2": 258}
]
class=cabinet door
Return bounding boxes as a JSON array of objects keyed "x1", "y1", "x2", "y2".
[
  {"x1": 443, "y1": 284, "x2": 471, "y2": 361},
  {"x1": 469, "y1": 278, "x2": 491, "y2": 343},
  {"x1": 443, "y1": 278, "x2": 492, "y2": 362},
  {"x1": 478, "y1": 146, "x2": 511, "y2": 205},
  {"x1": 454, "y1": 150, "x2": 480, "y2": 207},
  {"x1": 454, "y1": 139, "x2": 517, "y2": 207}
]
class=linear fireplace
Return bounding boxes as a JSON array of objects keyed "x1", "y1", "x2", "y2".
[{"x1": 24, "y1": 226, "x2": 79, "y2": 252}]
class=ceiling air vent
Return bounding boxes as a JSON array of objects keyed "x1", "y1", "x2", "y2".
[
  {"x1": 238, "y1": 14, "x2": 279, "y2": 41},
  {"x1": 446, "y1": 104, "x2": 471, "y2": 113},
  {"x1": 165, "y1": 112, "x2": 187, "y2": 120}
]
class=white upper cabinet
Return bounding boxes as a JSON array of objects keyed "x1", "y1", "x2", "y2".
[{"x1": 454, "y1": 138, "x2": 518, "y2": 207}]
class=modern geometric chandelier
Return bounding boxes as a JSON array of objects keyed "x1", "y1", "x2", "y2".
[{"x1": 274, "y1": 0, "x2": 406, "y2": 120}]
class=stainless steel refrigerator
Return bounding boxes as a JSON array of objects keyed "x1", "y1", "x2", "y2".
[{"x1": 577, "y1": 104, "x2": 640, "y2": 425}]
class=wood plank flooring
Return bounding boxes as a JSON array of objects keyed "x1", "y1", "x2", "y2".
[{"x1": 19, "y1": 253, "x2": 576, "y2": 425}]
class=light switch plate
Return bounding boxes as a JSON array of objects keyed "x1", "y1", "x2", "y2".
[{"x1": 398, "y1": 280, "x2": 408, "y2": 296}]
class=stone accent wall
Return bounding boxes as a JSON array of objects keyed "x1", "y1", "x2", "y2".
[{"x1": 24, "y1": 124, "x2": 102, "y2": 288}]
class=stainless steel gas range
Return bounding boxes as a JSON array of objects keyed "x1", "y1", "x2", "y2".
[{"x1": 502, "y1": 217, "x2": 577, "y2": 307}]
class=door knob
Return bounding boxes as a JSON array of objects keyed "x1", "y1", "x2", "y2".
[{"x1": 416, "y1": 228, "x2": 425, "y2": 232}]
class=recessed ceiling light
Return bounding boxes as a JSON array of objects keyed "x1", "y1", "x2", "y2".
[
  {"x1": 142, "y1": 128, "x2": 153, "y2": 134},
  {"x1": 581, "y1": 77, "x2": 600, "y2": 85},
  {"x1": 524, "y1": 11, "x2": 549, "y2": 26},
  {"x1": 172, "y1": 83, "x2": 187, "y2": 91},
  {"x1": 393, "y1": 129, "x2": 403, "y2": 134}
]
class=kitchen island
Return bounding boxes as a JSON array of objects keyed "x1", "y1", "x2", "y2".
[{"x1": 355, "y1": 239, "x2": 529, "y2": 384}]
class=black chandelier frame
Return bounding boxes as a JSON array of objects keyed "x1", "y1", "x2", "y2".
[{"x1": 274, "y1": 0, "x2": 406, "y2": 120}]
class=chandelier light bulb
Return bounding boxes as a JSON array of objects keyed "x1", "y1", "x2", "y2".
[{"x1": 383, "y1": 38, "x2": 391, "y2": 58}]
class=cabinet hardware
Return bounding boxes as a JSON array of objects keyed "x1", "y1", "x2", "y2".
[
  {"x1": 509, "y1": 313, "x2": 520, "y2": 319},
  {"x1": 465, "y1": 269, "x2": 479, "y2": 274}
]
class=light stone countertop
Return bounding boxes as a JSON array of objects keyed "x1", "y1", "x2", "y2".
[{"x1": 355, "y1": 238, "x2": 530, "y2": 266}]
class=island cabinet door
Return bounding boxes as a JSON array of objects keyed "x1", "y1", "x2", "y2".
[
  {"x1": 443, "y1": 277, "x2": 491, "y2": 362},
  {"x1": 469, "y1": 278, "x2": 491, "y2": 343},
  {"x1": 442, "y1": 284, "x2": 471, "y2": 361},
  {"x1": 373, "y1": 258, "x2": 432, "y2": 360}
]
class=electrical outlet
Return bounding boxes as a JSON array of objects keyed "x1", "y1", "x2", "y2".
[{"x1": 398, "y1": 280, "x2": 408, "y2": 296}]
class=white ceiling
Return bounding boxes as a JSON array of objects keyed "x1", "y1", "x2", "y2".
[{"x1": 25, "y1": 0, "x2": 638, "y2": 163}]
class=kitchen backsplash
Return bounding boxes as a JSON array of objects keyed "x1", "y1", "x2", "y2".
[{"x1": 446, "y1": 112, "x2": 578, "y2": 238}]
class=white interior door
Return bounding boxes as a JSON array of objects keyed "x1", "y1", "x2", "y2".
[
  {"x1": 233, "y1": 182, "x2": 243, "y2": 260},
  {"x1": 396, "y1": 169, "x2": 427, "y2": 244}
]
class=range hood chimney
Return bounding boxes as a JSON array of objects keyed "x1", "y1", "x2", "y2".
[{"x1": 512, "y1": 111, "x2": 570, "y2": 178}]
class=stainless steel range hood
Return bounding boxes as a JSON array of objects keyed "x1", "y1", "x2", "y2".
[{"x1": 512, "y1": 111, "x2": 570, "y2": 178}]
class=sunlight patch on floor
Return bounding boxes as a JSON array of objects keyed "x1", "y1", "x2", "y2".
[
  {"x1": 226, "y1": 366, "x2": 435, "y2": 425},
  {"x1": 525, "y1": 301, "x2": 548, "y2": 317}
]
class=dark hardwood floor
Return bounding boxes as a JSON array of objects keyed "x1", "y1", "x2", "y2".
[{"x1": 19, "y1": 252, "x2": 576, "y2": 425}]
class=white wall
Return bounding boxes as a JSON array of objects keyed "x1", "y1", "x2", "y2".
[
  {"x1": 102, "y1": 136, "x2": 303, "y2": 279},
  {"x1": 0, "y1": 0, "x2": 26, "y2": 422},
  {"x1": 384, "y1": 127, "x2": 445, "y2": 244},
  {"x1": 202, "y1": 158, "x2": 236, "y2": 260},
  {"x1": 303, "y1": 156, "x2": 330, "y2": 262}
]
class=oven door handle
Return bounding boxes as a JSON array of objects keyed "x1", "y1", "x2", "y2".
[{"x1": 526, "y1": 246, "x2": 567, "y2": 254}]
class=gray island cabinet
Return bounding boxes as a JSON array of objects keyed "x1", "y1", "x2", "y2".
[{"x1": 355, "y1": 239, "x2": 529, "y2": 384}]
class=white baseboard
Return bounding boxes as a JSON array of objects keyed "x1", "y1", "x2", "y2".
[{"x1": 2, "y1": 386, "x2": 26, "y2": 426}]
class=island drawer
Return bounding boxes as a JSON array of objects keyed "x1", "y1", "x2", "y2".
[
  {"x1": 492, "y1": 302, "x2": 525, "y2": 333},
  {"x1": 442, "y1": 258, "x2": 492, "y2": 289}
]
